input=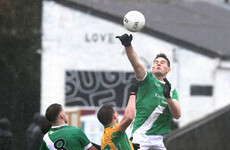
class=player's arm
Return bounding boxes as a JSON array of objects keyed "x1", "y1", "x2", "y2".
[
  {"x1": 166, "y1": 98, "x2": 181, "y2": 119},
  {"x1": 119, "y1": 80, "x2": 140, "y2": 132},
  {"x1": 163, "y1": 78, "x2": 181, "y2": 119},
  {"x1": 88, "y1": 145, "x2": 98, "y2": 150},
  {"x1": 116, "y1": 34, "x2": 146, "y2": 79},
  {"x1": 91, "y1": 142, "x2": 101, "y2": 150},
  {"x1": 118, "y1": 95, "x2": 136, "y2": 133}
]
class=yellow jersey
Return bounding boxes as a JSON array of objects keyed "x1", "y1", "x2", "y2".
[{"x1": 101, "y1": 123, "x2": 134, "y2": 150}]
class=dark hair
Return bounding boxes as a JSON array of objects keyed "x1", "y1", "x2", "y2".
[
  {"x1": 45, "y1": 103, "x2": 62, "y2": 123},
  {"x1": 40, "y1": 119, "x2": 52, "y2": 134},
  {"x1": 154, "y1": 53, "x2": 170, "y2": 67},
  {"x1": 97, "y1": 105, "x2": 115, "y2": 126}
]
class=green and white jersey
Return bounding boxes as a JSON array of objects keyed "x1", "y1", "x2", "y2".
[
  {"x1": 39, "y1": 124, "x2": 92, "y2": 150},
  {"x1": 132, "y1": 72, "x2": 178, "y2": 136}
]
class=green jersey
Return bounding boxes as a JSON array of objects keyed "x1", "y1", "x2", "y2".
[
  {"x1": 132, "y1": 72, "x2": 178, "y2": 135},
  {"x1": 39, "y1": 124, "x2": 92, "y2": 150}
]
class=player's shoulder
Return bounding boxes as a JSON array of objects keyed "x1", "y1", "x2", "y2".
[
  {"x1": 66, "y1": 126, "x2": 85, "y2": 136},
  {"x1": 139, "y1": 71, "x2": 151, "y2": 83},
  {"x1": 105, "y1": 124, "x2": 119, "y2": 132},
  {"x1": 110, "y1": 124, "x2": 123, "y2": 138},
  {"x1": 65, "y1": 125, "x2": 81, "y2": 132},
  {"x1": 67, "y1": 125, "x2": 80, "y2": 129}
]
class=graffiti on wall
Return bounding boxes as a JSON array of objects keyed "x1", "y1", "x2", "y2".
[{"x1": 65, "y1": 71, "x2": 135, "y2": 108}]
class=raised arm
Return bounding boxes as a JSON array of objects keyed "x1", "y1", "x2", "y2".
[
  {"x1": 163, "y1": 78, "x2": 181, "y2": 119},
  {"x1": 116, "y1": 34, "x2": 146, "y2": 79},
  {"x1": 118, "y1": 80, "x2": 140, "y2": 132}
]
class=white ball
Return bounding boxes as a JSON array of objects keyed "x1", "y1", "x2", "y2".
[{"x1": 123, "y1": 11, "x2": 145, "y2": 32}]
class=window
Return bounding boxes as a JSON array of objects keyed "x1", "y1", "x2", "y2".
[{"x1": 190, "y1": 85, "x2": 213, "y2": 96}]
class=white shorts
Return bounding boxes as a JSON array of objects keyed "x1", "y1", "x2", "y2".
[{"x1": 132, "y1": 132, "x2": 167, "y2": 150}]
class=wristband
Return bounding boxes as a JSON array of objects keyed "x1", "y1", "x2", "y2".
[{"x1": 130, "y1": 92, "x2": 136, "y2": 95}]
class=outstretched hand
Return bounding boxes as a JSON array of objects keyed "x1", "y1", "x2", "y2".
[
  {"x1": 163, "y1": 78, "x2": 171, "y2": 98},
  {"x1": 116, "y1": 34, "x2": 133, "y2": 47}
]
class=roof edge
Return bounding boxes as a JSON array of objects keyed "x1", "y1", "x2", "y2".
[
  {"x1": 164, "y1": 104, "x2": 230, "y2": 144},
  {"x1": 46, "y1": 0, "x2": 229, "y2": 60}
]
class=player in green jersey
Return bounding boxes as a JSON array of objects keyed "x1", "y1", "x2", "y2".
[
  {"x1": 116, "y1": 34, "x2": 181, "y2": 150},
  {"x1": 39, "y1": 103, "x2": 97, "y2": 150}
]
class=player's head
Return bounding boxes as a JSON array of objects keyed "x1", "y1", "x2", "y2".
[
  {"x1": 152, "y1": 53, "x2": 171, "y2": 78},
  {"x1": 45, "y1": 103, "x2": 67, "y2": 125},
  {"x1": 97, "y1": 105, "x2": 118, "y2": 126}
]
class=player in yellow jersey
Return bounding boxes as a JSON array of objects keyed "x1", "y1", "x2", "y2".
[{"x1": 97, "y1": 80, "x2": 140, "y2": 150}]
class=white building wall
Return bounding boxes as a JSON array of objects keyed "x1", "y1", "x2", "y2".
[
  {"x1": 177, "y1": 49, "x2": 218, "y2": 126},
  {"x1": 214, "y1": 62, "x2": 230, "y2": 109},
  {"x1": 41, "y1": 1, "x2": 230, "y2": 142}
]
